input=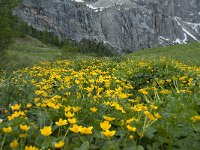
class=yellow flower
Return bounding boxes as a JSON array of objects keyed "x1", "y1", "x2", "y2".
[
  {"x1": 138, "y1": 89, "x2": 148, "y2": 95},
  {"x1": 10, "y1": 140, "x2": 19, "y2": 149},
  {"x1": 126, "y1": 118, "x2": 136, "y2": 124},
  {"x1": 0, "y1": 119, "x2": 2, "y2": 124},
  {"x1": 20, "y1": 124, "x2": 30, "y2": 131},
  {"x1": 65, "y1": 111, "x2": 74, "y2": 118},
  {"x1": 25, "y1": 145, "x2": 39, "y2": 150},
  {"x1": 126, "y1": 125, "x2": 137, "y2": 132},
  {"x1": 79, "y1": 126, "x2": 93, "y2": 135},
  {"x1": 55, "y1": 118, "x2": 68, "y2": 126},
  {"x1": 68, "y1": 118, "x2": 77, "y2": 124},
  {"x1": 100, "y1": 121, "x2": 111, "y2": 130},
  {"x1": 3, "y1": 127, "x2": 12, "y2": 133},
  {"x1": 34, "y1": 98, "x2": 40, "y2": 102},
  {"x1": 150, "y1": 105, "x2": 158, "y2": 110},
  {"x1": 160, "y1": 89, "x2": 171, "y2": 95},
  {"x1": 19, "y1": 133, "x2": 28, "y2": 138},
  {"x1": 154, "y1": 113, "x2": 161, "y2": 119},
  {"x1": 103, "y1": 116, "x2": 115, "y2": 122},
  {"x1": 72, "y1": 107, "x2": 81, "y2": 112},
  {"x1": 54, "y1": 141, "x2": 65, "y2": 148},
  {"x1": 158, "y1": 80, "x2": 165, "y2": 85},
  {"x1": 144, "y1": 111, "x2": 156, "y2": 121},
  {"x1": 191, "y1": 116, "x2": 200, "y2": 122},
  {"x1": 166, "y1": 79, "x2": 172, "y2": 83},
  {"x1": 69, "y1": 124, "x2": 82, "y2": 133},
  {"x1": 26, "y1": 103, "x2": 32, "y2": 108},
  {"x1": 101, "y1": 130, "x2": 116, "y2": 137},
  {"x1": 129, "y1": 135, "x2": 134, "y2": 139},
  {"x1": 40, "y1": 126, "x2": 52, "y2": 136},
  {"x1": 90, "y1": 107, "x2": 97, "y2": 112},
  {"x1": 11, "y1": 104, "x2": 21, "y2": 111},
  {"x1": 132, "y1": 104, "x2": 147, "y2": 112}
]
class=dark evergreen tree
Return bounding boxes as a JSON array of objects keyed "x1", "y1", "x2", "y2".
[{"x1": 0, "y1": 0, "x2": 21, "y2": 52}]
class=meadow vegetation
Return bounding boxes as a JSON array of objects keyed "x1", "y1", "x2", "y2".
[{"x1": 0, "y1": 38, "x2": 200, "y2": 149}]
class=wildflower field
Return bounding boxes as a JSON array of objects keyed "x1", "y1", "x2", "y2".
[{"x1": 0, "y1": 54, "x2": 200, "y2": 150}]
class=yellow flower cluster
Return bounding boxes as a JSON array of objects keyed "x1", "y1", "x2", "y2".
[
  {"x1": 191, "y1": 116, "x2": 200, "y2": 122},
  {"x1": 1, "y1": 59, "x2": 179, "y2": 149}
]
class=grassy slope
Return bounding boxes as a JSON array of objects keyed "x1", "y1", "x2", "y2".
[
  {"x1": 128, "y1": 42, "x2": 200, "y2": 65},
  {"x1": 1, "y1": 36, "x2": 200, "y2": 72},
  {"x1": 0, "y1": 36, "x2": 102, "y2": 72},
  {"x1": 0, "y1": 36, "x2": 62, "y2": 71}
]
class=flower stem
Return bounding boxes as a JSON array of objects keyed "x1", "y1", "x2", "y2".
[
  {"x1": 0, "y1": 134, "x2": 7, "y2": 150},
  {"x1": 63, "y1": 125, "x2": 71, "y2": 141}
]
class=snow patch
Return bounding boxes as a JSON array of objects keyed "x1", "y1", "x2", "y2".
[
  {"x1": 183, "y1": 21, "x2": 200, "y2": 33},
  {"x1": 158, "y1": 36, "x2": 170, "y2": 45},
  {"x1": 173, "y1": 33, "x2": 188, "y2": 44},
  {"x1": 159, "y1": 36, "x2": 170, "y2": 41},
  {"x1": 86, "y1": 4, "x2": 104, "y2": 11},
  {"x1": 71, "y1": 0, "x2": 84, "y2": 2},
  {"x1": 174, "y1": 16, "x2": 199, "y2": 41},
  {"x1": 85, "y1": 0, "x2": 131, "y2": 12}
]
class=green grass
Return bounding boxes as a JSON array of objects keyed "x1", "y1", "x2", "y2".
[
  {"x1": 0, "y1": 36, "x2": 62, "y2": 71},
  {"x1": 128, "y1": 42, "x2": 200, "y2": 66},
  {"x1": 0, "y1": 36, "x2": 104, "y2": 72}
]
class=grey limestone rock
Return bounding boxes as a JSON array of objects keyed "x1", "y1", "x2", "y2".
[{"x1": 15, "y1": 0, "x2": 200, "y2": 53}]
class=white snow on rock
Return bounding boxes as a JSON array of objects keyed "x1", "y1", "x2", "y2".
[
  {"x1": 71, "y1": 0, "x2": 84, "y2": 2},
  {"x1": 174, "y1": 16, "x2": 199, "y2": 42},
  {"x1": 85, "y1": 0, "x2": 132, "y2": 12},
  {"x1": 173, "y1": 33, "x2": 188, "y2": 44},
  {"x1": 158, "y1": 36, "x2": 170, "y2": 45},
  {"x1": 183, "y1": 21, "x2": 200, "y2": 33}
]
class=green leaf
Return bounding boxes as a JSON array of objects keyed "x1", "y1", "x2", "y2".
[
  {"x1": 123, "y1": 141, "x2": 144, "y2": 150},
  {"x1": 144, "y1": 127, "x2": 157, "y2": 139},
  {"x1": 74, "y1": 141, "x2": 90, "y2": 150}
]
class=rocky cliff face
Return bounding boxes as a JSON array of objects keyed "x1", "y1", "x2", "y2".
[{"x1": 15, "y1": 0, "x2": 200, "y2": 53}]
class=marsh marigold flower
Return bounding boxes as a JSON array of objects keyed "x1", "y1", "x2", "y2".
[
  {"x1": 126, "y1": 125, "x2": 137, "y2": 132},
  {"x1": 20, "y1": 124, "x2": 30, "y2": 131},
  {"x1": 19, "y1": 133, "x2": 28, "y2": 138},
  {"x1": 55, "y1": 118, "x2": 68, "y2": 126},
  {"x1": 160, "y1": 89, "x2": 171, "y2": 95},
  {"x1": 101, "y1": 130, "x2": 116, "y2": 137},
  {"x1": 150, "y1": 105, "x2": 158, "y2": 110},
  {"x1": 100, "y1": 121, "x2": 111, "y2": 130},
  {"x1": 10, "y1": 140, "x2": 19, "y2": 149},
  {"x1": 3, "y1": 127, "x2": 12, "y2": 133},
  {"x1": 154, "y1": 113, "x2": 161, "y2": 119},
  {"x1": 40, "y1": 126, "x2": 52, "y2": 136},
  {"x1": 69, "y1": 124, "x2": 82, "y2": 133},
  {"x1": 144, "y1": 111, "x2": 156, "y2": 121},
  {"x1": 72, "y1": 107, "x2": 81, "y2": 112},
  {"x1": 79, "y1": 126, "x2": 93, "y2": 135},
  {"x1": 54, "y1": 141, "x2": 65, "y2": 148},
  {"x1": 25, "y1": 145, "x2": 39, "y2": 150},
  {"x1": 191, "y1": 116, "x2": 200, "y2": 122},
  {"x1": 26, "y1": 103, "x2": 32, "y2": 108},
  {"x1": 68, "y1": 118, "x2": 77, "y2": 124},
  {"x1": 129, "y1": 135, "x2": 134, "y2": 139},
  {"x1": 138, "y1": 89, "x2": 148, "y2": 95},
  {"x1": 90, "y1": 107, "x2": 97, "y2": 112},
  {"x1": 103, "y1": 116, "x2": 115, "y2": 122},
  {"x1": 65, "y1": 111, "x2": 74, "y2": 118},
  {"x1": 126, "y1": 118, "x2": 136, "y2": 124},
  {"x1": 11, "y1": 104, "x2": 21, "y2": 111}
]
